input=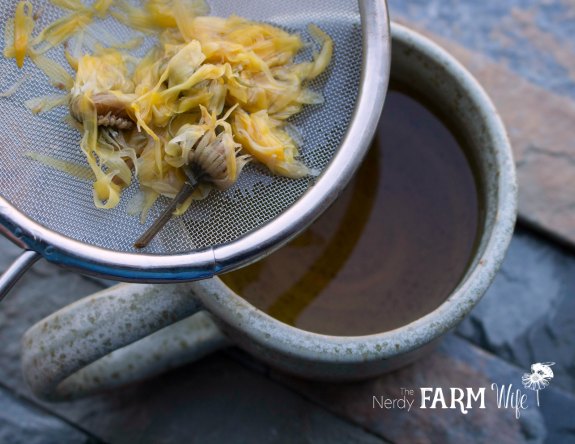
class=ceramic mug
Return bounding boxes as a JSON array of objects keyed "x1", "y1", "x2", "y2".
[{"x1": 21, "y1": 23, "x2": 517, "y2": 401}]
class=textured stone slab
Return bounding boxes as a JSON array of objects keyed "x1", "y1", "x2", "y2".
[
  {"x1": 271, "y1": 334, "x2": 575, "y2": 444},
  {"x1": 458, "y1": 226, "x2": 575, "y2": 393},
  {"x1": 36, "y1": 355, "x2": 389, "y2": 444},
  {"x1": 388, "y1": 0, "x2": 575, "y2": 246},
  {"x1": 0, "y1": 385, "x2": 96, "y2": 444},
  {"x1": 389, "y1": 0, "x2": 575, "y2": 100},
  {"x1": 537, "y1": 384, "x2": 575, "y2": 444}
]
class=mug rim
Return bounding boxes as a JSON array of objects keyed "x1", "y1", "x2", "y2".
[{"x1": 199, "y1": 22, "x2": 518, "y2": 364}]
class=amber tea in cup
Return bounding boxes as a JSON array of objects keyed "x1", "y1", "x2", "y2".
[{"x1": 221, "y1": 82, "x2": 481, "y2": 336}]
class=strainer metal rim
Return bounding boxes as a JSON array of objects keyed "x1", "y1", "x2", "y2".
[{"x1": 0, "y1": 0, "x2": 390, "y2": 283}]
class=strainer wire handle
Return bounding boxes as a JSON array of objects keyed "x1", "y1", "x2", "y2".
[{"x1": 0, "y1": 250, "x2": 41, "y2": 302}]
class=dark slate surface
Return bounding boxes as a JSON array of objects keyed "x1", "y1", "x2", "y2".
[
  {"x1": 0, "y1": 385, "x2": 97, "y2": 444},
  {"x1": 537, "y1": 384, "x2": 575, "y2": 444},
  {"x1": 42, "y1": 354, "x2": 389, "y2": 444},
  {"x1": 458, "y1": 226, "x2": 575, "y2": 393},
  {"x1": 389, "y1": 0, "x2": 575, "y2": 99}
]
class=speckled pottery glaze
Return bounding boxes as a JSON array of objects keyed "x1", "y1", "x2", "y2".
[{"x1": 21, "y1": 23, "x2": 517, "y2": 401}]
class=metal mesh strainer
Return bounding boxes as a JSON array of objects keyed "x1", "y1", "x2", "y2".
[{"x1": 0, "y1": 0, "x2": 390, "y2": 297}]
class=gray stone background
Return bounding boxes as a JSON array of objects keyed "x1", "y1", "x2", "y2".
[{"x1": 1, "y1": 1, "x2": 575, "y2": 443}]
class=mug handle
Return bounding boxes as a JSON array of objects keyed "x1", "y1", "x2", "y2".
[{"x1": 21, "y1": 282, "x2": 230, "y2": 401}]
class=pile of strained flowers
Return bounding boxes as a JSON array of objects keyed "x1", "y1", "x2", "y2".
[{"x1": 3, "y1": 0, "x2": 332, "y2": 247}]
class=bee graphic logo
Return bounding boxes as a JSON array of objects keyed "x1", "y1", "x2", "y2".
[{"x1": 522, "y1": 362, "x2": 555, "y2": 406}]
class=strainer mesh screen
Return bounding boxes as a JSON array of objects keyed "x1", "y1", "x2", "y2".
[{"x1": 0, "y1": 0, "x2": 362, "y2": 254}]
